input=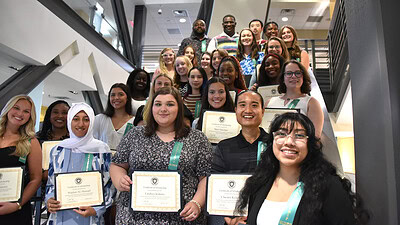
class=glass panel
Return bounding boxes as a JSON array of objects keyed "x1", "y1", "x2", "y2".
[{"x1": 63, "y1": 0, "x2": 123, "y2": 55}]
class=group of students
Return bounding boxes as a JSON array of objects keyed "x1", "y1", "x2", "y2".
[{"x1": 0, "y1": 15, "x2": 369, "y2": 225}]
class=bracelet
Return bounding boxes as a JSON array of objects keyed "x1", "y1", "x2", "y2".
[
  {"x1": 190, "y1": 199, "x2": 201, "y2": 211},
  {"x1": 15, "y1": 202, "x2": 21, "y2": 210}
]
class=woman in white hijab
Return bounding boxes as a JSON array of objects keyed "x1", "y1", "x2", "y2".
[{"x1": 45, "y1": 103, "x2": 112, "y2": 225}]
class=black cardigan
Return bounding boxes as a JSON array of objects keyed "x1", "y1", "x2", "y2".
[{"x1": 246, "y1": 175, "x2": 356, "y2": 225}]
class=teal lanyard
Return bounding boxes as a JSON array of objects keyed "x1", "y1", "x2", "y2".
[
  {"x1": 194, "y1": 101, "x2": 202, "y2": 118},
  {"x1": 278, "y1": 182, "x2": 304, "y2": 225},
  {"x1": 201, "y1": 40, "x2": 207, "y2": 52},
  {"x1": 124, "y1": 123, "x2": 133, "y2": 135},
  {"x1": 82, "y1": 153, "x2": 93, "y2": 171},
  {"x1": 257, "y1": 141, "x2": 265, "y2": 165},
  {"x1": 287, "y1": 99, "x2": 300, "y2": 109},
  {"x1": 168, "y1": 141, "x2": 183, "y2": 170},
  {"x1": 19, "y1": 139, "x2": 31, "y2": 163}
]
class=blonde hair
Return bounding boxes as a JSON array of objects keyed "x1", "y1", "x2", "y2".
[
  {"x1": 0, "y1": 95, "x2": 36, "y2": 157},
  {"x1": 173, "y1": 56, "x2": 193, "y2": 89},
  {"x1": 143, "y1": 74, "x2": 174, "y2": 124},
  {"x1": 159, "y1": 48, "x2": 176, "y2": 75}
]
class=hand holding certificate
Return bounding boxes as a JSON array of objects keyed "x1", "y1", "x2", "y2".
[
  {"x1": 0, "y1": 167, "x2": 24, "y2": 202},
  {"x1": 131, "y1": 171, "x2": 181, "y2": 212},
  {"x1": 206, "y1": 174, "x2": 250, "y2": 216},
  {"x1": 55, "y1": 171, "x2": 104, "y2": 210}
]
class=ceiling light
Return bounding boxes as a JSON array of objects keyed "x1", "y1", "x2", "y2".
[
  {"x1": 179, "y1": 18, "x2": 186, "y2": 23},
  {"x1": 282, "y1": 17, "x2": 289, "y2": 22}
]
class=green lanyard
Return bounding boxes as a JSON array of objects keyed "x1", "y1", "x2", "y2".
[
  {"x1": 279, "y1": 182, "x2": 304, "y2": 225},
  {"x1": 82, "y1": 153, "x2": 94, "y2": 171},
  {"x1": 257, "y1": 141, "x2": 265, "y2": 165},
  {"x1": 201, "y1": 40, "x2": 207, "y2": 52},
  {"x1": 168, "y1": 141, "x2": 183, "y2": 170},
  {"x1": 124, "y1": 123, "x2": 133, "y2": 135},
  {"x1": 194, "y1": 101, "x2": 202, "y2": 118},
  {"x1": 287, "y1": 99, "x2": 300, "y2": 109}
]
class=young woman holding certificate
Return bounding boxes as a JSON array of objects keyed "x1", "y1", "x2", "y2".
[
  {"x1": 0, "y1": 95, "x2": 42, "y2": 225},
  {"x1": 45, "y1": 102, "x2": 112, "y2": 225},
  {"x1": 227, "y1": 113, "x2": 368, "y2": 225},
  {"x1": 110, "y1": 87, "x2": 212, "y2": 224},
  {"x1": 194, "y1": 77, "x2": 235, "y2": 130},
  {"x1": 266, "y1": 60, "x2": 324, "y2": 138}
]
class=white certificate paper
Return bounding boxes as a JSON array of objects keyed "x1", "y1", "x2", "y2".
[
  {"x1": 206, "y1": 174, "x2": 251, "y2": 216},
  {"x1": 202, "y1": 111, "x2": 241, "y2": 143},
  {"x1": 42, "y1": 141, "x2": 61, "y2": 170},
  {"x1": 55, "y1": 171, "x2": 104, "y2": 210},
  {"x1": 261, "y1": 108, "x2": 299, "y2": 130},
  {"x1": 0, "y1": 167, "x2": 24, "y2": 202},
  {"x1": 258, "y1": 85, "x2": 282, "y2": 102},
  {"x1": 131, "y1": 171, "x2": 181, "y2": 212}
]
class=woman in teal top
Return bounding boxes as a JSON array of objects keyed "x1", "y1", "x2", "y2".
[{"x1": 45, "y1": 102, "x2": 112, "y2": 225}]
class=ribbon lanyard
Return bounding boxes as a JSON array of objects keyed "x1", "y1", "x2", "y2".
[
  {"x1": 168, "y1": 141, "x2": 183, "y2": 170},
  {"x1": 201, "y1": 40, "x2": 207, "y2": 52},
  {"x1": 124, "y1": 123, "x2": 133, "y2": 135},
  {"x1": 194, "y1": 101, "x2": 202, "y2": 118},
  {"x1": 278, "y1": 182, "x2": 304, "y2": 225},
  {"x1": 257, "y1": 141, "x2": 265, "y2": 165},
  {"x1": 287, "y1": 99, "x2": 300, "y2": 109},
  {"x1": 82, "y1": 153, "x2": 94, "y2": 171}
]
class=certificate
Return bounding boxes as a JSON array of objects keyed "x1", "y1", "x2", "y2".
[
  {"x1": 206, "y1": 174, "x2": 251, "y2": 216},
  {"x1": 55, "y1": 171, "x2": 104, "y2": 210},
  {"x1": 42, "y1": 141, "x2": 61, "y2": 170},
  {"x1": 202, "y1": 111, "x2": 241, "y2": 143},
  {"x1": 258, "y1": 85, "x2": 282, "y2": 102},
  {"x1": 0, "y1": 167, "x2": 24, "y2": 202},
  {"x1": 131, "y1": 171, "x2": 181, "y2": 212},
  {"x1": 261, "y1": 108, "x2": 299, "y2": 130}
]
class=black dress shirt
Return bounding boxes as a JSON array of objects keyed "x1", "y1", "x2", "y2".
[{"x1": 212, "y1": 127, "x2": 268, "y2": 174}]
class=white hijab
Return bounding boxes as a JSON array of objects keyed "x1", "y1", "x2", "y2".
[{"x1": 59, "y1": 102, "x2": 110, "y2": 153}]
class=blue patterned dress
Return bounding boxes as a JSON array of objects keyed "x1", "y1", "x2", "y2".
[{"x1": 45, "y1": 146, "x2": 112, "y2": 225}]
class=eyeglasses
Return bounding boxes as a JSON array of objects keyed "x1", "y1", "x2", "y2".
[
  {"x1": 273, "y1": 131, "x2": 308, "y2": 144},
  {"x1": 284, "y1": 71, "x2": 303, "y2": 78},
  {"x1": 268, "y1": 45, "x2": 281, "y2": 50}
]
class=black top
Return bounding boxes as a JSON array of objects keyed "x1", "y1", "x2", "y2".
[
  {"x1": 246, "y1": 175, "x2": 356, "y2": 225},
  {"x1": 212, "y1": 128, "x2": 268, "y2": 174}
]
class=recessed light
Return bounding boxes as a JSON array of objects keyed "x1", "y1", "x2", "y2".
[
  {"x1": 179, "y1": 18, "x2": 186, "y2": 23},
  {"x1": 282, "y1": 17, "x2": 288, "y2": 22}
]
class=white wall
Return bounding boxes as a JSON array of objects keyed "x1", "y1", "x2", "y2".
[{"x1": 0, "y1": 0, "x2": 130, "y2": 96}]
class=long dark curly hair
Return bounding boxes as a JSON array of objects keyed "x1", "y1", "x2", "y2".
[{"x1": 236, "y1": 113, "x2": 369, "y2": 224}]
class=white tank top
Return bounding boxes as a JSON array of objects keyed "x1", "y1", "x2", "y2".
[{"x1": 256, "y1": 199, "x2": 288, "y2": 225}]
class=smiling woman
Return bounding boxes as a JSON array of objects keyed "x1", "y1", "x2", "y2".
[
  {"x1": 93, "y1": 83, "x2": 134, "y2": 151},
  {"x1": 45, "y1": 102, "x2": 112, "y2": 225},
  {"x1": 229, "y1": 113, "x2": 369, "y2": 225},
  {"x1": 0, "y1": 95, "x2": 42, "y2": 225},
  {"x1": 236, "y1": 28, "x2": 264, "y2": 85},
  {"x1": 110, "y1": 86, "x2": 212, "y2": 224},
  {"x1": 126, "y1": 68, "x2": 151, "y2": 116}
]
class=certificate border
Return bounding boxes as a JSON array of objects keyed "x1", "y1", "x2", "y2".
[
  {"x1": 41, "y1": 141, "x2": 62, "y2": 170},
  {"x1": 0, "y1": 166, "x2": 25, "y2": 203},
  {"x1": 130, "y1": 170, "x2": 182, "y2": 213},
  {"x1": 205, "y1": 173, "x2": 251, "y2": 217},
  {"x1": 202, "y1": 110, "x2": 241, "y2": 144},
  {"x1": 54, "y1": 170, "x2": 105, "y2": 211}
]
